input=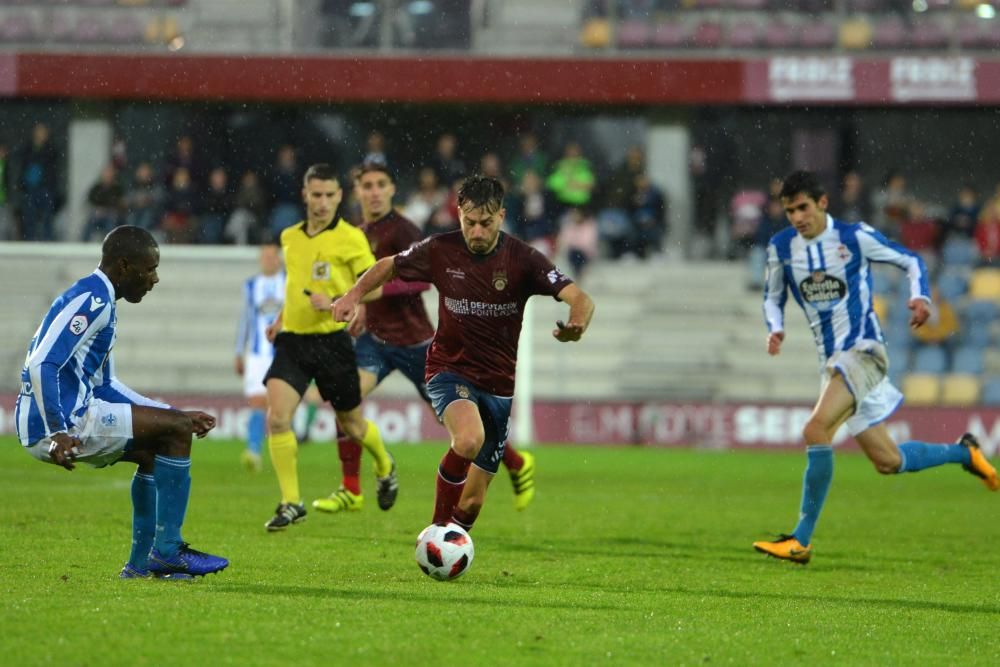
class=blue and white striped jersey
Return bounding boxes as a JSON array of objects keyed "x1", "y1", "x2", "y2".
[
  {"x1": 15, "y1": 269, "x2": 168, "y2": 446},
  {"x1": 763, "y1": 215, "x2": 930, "y2": 364},
  {"x1": 234, "y1": 271, "x2": 285, "y2": 358}
]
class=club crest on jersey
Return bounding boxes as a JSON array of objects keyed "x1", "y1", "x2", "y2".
[
  {"x1": 456, "y1": 385, "x2": 471, "y2": 399},
  {"x1": 69, "y1": 315, "x2": 88, "y2": 335},
  {"x1": 799, "y1": 272, "x2": 847, "y2": 311},
  {"x1": 492, "y1": 270, "x2": 508, "y2": 291},
  {"x1": 837, "y1": 244, "x2": 852, "y2": 262},
  {"x1": 101, "y1": 413, "x2": 117, "y2": 427},
  {"x1": 311, "y1": 261, "x2": 330, "y2": 281}
]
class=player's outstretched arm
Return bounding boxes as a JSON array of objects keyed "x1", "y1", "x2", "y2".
[
  {"x1": 553, "y1": 284, "x2": 595, "y2": 342},
  {"x1": 333, "y1": 256, "x2": 396, "y2": 322}
]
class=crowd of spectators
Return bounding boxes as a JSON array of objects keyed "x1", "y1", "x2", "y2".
[{"x1": 0, "y1": 124, "x2": 670, "y2": 282}]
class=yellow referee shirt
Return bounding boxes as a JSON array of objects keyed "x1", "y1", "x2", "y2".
[{"x1": 279, "y1": 219, "x2": 376, "y2": 334}]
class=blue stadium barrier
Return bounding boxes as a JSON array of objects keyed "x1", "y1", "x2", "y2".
[
  {"x1": 941, "y1": 238, "x2": 979, "y2": 268},
  {"x1": 981, "y1": 376, "x2": 1000, "y2": 406}
]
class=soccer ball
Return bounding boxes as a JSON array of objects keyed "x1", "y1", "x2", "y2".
[{"x1": 414, "y1": 522, "x2": 474, "y2": 581}]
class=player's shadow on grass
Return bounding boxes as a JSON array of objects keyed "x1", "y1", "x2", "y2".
[{"x1": 209, "y1": 583, "x2": 624, "y2": 612}]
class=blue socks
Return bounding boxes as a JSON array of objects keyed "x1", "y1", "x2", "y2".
[
  {"x1": 792, "y1": 446, "x2": 834, "y2": 546},
  {"x1": 153, "y1": 455, "x2": 191, "y2": 557},
  {"x1": 897, "y1": 441, "x2": 971, "y2": 473},
  {"x1": 128, "y1": 472, "x2": 156, "y2": 571},
  {"x1": 247, "y1": 409, "x2": 265, "y2": 456}
]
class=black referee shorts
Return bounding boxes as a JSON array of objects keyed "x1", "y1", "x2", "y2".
[{"x1": 264, "y1": 331, "x2": 361, "y2": 412}]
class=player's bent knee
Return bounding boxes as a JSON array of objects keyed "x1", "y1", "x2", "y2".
[
  {"x1": 802, "y1": 419, "x2": 832, "y2": 445},
  {"x1": 872, "y1": 454, "x2": 902, "y2": 475},
  {"x1": 451, "y1": 434, "x2": 483, "y2": 460}
]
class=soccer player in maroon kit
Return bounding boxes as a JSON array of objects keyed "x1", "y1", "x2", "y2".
[
  {"x1": 333, "y1": 174, "x2": 595, "y2": 532},
  {"x1": 320, "y1": 162, "x2": 543, "y2": 514}
]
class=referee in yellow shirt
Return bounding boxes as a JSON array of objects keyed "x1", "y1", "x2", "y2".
[{"x1": 262, "y1": 163, "x2": 397, "y2": 531}]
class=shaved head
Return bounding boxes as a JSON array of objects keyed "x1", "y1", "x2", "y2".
[{"x1": 101, "y1": 225, "x2": 158, "y2": 265}]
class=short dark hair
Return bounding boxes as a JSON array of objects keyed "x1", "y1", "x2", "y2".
[
  {"x1": 456, "y1": 174, "x2": 505, "y2": 214},
  {"x1": 101, "y1": 225, "x2": 157, "y2": 264},
  {"x1": 303, "y1": 163, "x2": 339, "y2": 185},
  {"x1": 355, "y1": 160, "x2": 395, "y2": 183},
  {"x1": 779, "y1": 170, "x2": 826, "y2": 202}
]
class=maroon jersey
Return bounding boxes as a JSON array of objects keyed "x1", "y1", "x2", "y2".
[
  {"x1": 361, "y1": 210, "x2": 435, "y2": 346},
  {"x1": 394, "y1": 230, "x2": 574, "y2": 396}
]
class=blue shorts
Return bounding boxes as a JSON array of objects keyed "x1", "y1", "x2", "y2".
[
  {"x1": 354, "y1": 332, "x2": 431, "y2": 402},
  {"x1": 426, "y1": 371, "x2": 512, "y2": 474}
]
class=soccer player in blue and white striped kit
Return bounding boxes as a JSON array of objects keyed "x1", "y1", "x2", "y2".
[
  {"x1": 753, "y1": 171, "x2": 998, "y2": 564},
  {"x1": 234, "y1": 242, "x2": 285, "y2": 472},
  {"x1": 14, "y1": 225, "x2": 229, "y2": 579}
]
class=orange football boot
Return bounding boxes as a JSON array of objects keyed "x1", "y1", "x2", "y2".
[
  {"x1": 958, "y1": 433, "x2": 999, "y2": 491},
  {"x1": 753, "y1": 534, "x2": 813, "y2": 564}
]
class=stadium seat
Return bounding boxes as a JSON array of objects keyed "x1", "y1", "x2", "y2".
[
  {"x1": 872, "y1": 294, "x2": 888, "y2": 324},
  {"x1": 726, "y1": 21, "x2": 760, "y2": 49},
  {"x1": 579, "y1": 18, "x2": 610, "y2": 48},
  {"x1": 956, "y1": 19, "x2": 986, "y2": 50},
  {"x1": 968, "y1": 268, "x2": 1000, "y2": 301},
  {"x1": 74, "y1": 15, "x2": 105, "y2": 42},
  {"x1": 763, "y1": 22, "x2": 797, "y2": 49},
  {"x1": 107, "y1": 15, "x2": 144, "y2": 43},
  {"x1": 902, "y1": 373, "x2": 941, "y2": 406},
  {"x1": 871, "y1": 18, "x2": 906, "y2": 50},
  {"x1": 690, "y1": 21, "x2": 723, "y2": 49},
  {"x1": 941, "y1": 238, "x2": 978, "y2": 267},
  {"x1": 871, "y1": 266, "x2": 899, "y2": 295},
  {"x1": 651, "y1": 21, "x2": 688, "y2": 49},
  {"x1": 912, "y1": 345, "x2": 948, "y2": 374},
  {"x1": 936, "y1": 271, "x2": 969, "y2": 303},
  {"x1": 940, "y1": 374, "x2": 980, "y2": 406},
  {"x1": 981, "y1": 376, "x2": 1000, "y2": 406},
  {"x1": 799, "y1": 20, "x2": 836, "y2": 49},
  {"x1": 0, "y1": 13, "x2": 35, "y2": 41},
  {"x1": 952, "y1": 346, "x2": 985, "y2": 374},
  {"x1": 908, "y1": 19, "x2": 949, "y2": 50},
  {"x1": 839, "y1": 18, "x2": 872, "y2": 50},
  {"x1": 617, "y1": 20, "x2": 650, "y2": 49}
]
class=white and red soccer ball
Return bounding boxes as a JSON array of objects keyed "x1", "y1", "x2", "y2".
[{"x1": 415, "y1": 522, "x2": 474, "y2": 581}]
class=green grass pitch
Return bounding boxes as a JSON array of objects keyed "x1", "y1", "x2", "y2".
[{"x1": 1, "y1": 437, "x2": 997, "y2": 666}]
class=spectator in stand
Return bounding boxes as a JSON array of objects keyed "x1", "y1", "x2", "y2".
[
  {"x1": 975, "y1": 194, "x2": 1000, "y2": 265},
  {"x1": 605, "y1": 146, "x2": 645, "y2": 216},
  {"x1": 509, "y1": 132, "x2": 548, "y2": 187},
  {"x1": 632, "y1": 173, "x2": 667, "y2": 259},
  {"x1": 402, "y1": 166, "x2": 447, "y2": 232},
  {"x1": 547, "y1": 142, "x2": 595, "y2": 213},
  {"x1": 557, "y1": 206, "x2": 599, "y2": 280},
  {"x1": 507, "y1": 170, "x2": 557, "y2": 257},
  {"x1": 424, "y1": 178, "x2": 461, "y2": 237},
  {"x1": 944, "y1": 185, "x2": 980, "y2": 242},
  {"x1": 227, "y1": 170, "x2": 268, "y2": 245},
  {"x1": 479, "y1": 152, "x2": 508, "y2": 192},
  {"x1": 431, "y1": 133, "x2": 466, "y2": 187},
  {"x1": 837, "y1": 170, "x2": 870, "y2": 224},
  {"x1": 363, "y1": 130, "x2": 388, "y2": 166},
  {"x1": 0, "y1": 142, "x2": 12, "y2": 240},
  {"x1": 899, "y1": 200, "x2": 940, "y2": 258},
  {"x1": 124, "y1": 162, "x2": 164, "y2": 234},
  {"x1": 16, "y1": 122, "x2": 60, "y2": 241},
  {"x1": 199, "y1": 167, "x2": 232, "y2": 244},
  {"x1": 747, "y1": 195, "x2": 788, "y2": 290},
  {"x1": 162, "y1": 167, "x2": 198, "y2": 244},
  {"x1": 267, "y1": 145, "x2": 303, "y2": 239},
  {"x1": 82, "y1": 165, "x2": 124, "y2": 242},
  {"x1": 163, "y1": 135, "x2": 202, "y2": 189},
  {"x1": 871, "y1": 170, "x2": 910, "y2": 240},
  {"x1": 728, "y1": 185, "x2": 767, "y2": 260}
]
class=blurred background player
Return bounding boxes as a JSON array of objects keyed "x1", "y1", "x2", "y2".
[
  {"x1": 753, "y1": 171, "x2": 999, "y2": 565},
  {"x1": 334, "y1": 174, "x2": 595, "y2": 534},
  {"x1": 329, "y1": 161, "x2": 536, "y2": 514},
  {"x1": 15, "y1": 225, "x2": 227, "y2": 578},
  {"x1": 234, "y1": 242, "x2": 284, "y2": 472},
  {"x1": 262, "y1": 163, "x2": 396, "y2": 531}
]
